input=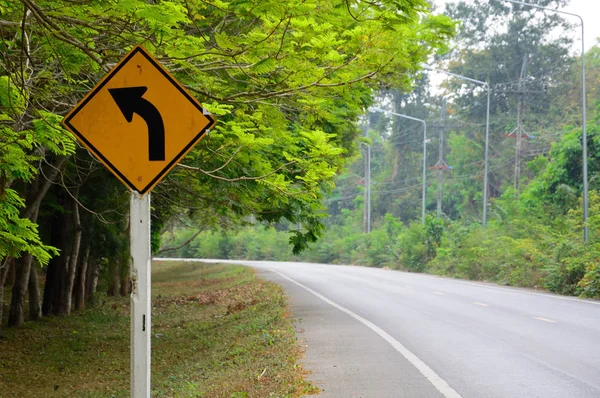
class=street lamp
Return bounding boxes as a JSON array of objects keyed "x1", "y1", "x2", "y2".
[
  {"x1": 422, "y1": 65, "x2": 491, "y2": 228},
  {"x1": 363, "y1": 117, "x2": 371, "y2": 233},
  {"x1": 370, "y1": 107, "x2": 428, "y2": 224},
  {"x1": 495, "y1": 0, "x2": 588, "y2": 242}
]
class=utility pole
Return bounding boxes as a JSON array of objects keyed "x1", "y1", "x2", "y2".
[
  {"x1": 428, "y1": 98, "x2": 452, "y2": 218},
  {"x1": 504, "y1": 55, "x2": 536, "y2": 199},
  {"x1": 436, "y1": 98, "x2": 448, "y2": 217}
]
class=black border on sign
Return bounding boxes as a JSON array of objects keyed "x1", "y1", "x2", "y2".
[{"x1": 62, "y1": 46, "x2": 216, "y2": 195}]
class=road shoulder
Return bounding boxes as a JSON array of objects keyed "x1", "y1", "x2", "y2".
[{"x1": 256, "y1": 268, "x2": 444, "y2": 398}]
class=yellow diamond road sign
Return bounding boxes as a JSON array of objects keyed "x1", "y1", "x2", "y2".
[{"x1": 62, "y1": 45, "x2": 215, "y2": 195}]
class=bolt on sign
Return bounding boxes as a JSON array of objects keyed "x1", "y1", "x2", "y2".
[{"x1": 62, "y1": 45, "x2": 215, "y2": 195}]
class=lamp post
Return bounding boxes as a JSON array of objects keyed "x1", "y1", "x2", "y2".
[
  {"x1": 370, "y1": 107, "x2": 428, "y2": 224},
  {"x1": 422, "y1": 66, "x2": 491, "y2": 228},
  {"x1": 495, "y1": 0, "x2": 588, "y2": 242},
  {"x1": 363, "y1": 118, "x2": 371, "y2": 233}
]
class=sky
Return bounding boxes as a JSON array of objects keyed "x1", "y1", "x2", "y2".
[
  {"x1": 563, "y1": 0, "x2": 600, "y2": 49},
  {"x1": 434, "y1": 0, "x2": 600, "y2": 50},
  {"x1": 423, "y1": 0, "x2": 598, "y2": 98}
]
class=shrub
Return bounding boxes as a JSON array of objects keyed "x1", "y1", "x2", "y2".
[
  {"x1": 396, "y1": 222, "x2": 428, "y2": 272},
  {"x1": 579, "y1": 247, "x2": 600, "y2": 297}
]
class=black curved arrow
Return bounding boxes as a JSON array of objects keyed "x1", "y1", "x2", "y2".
[{"x1": 108, "y1": 86, "x2": 165, "y2": 161}]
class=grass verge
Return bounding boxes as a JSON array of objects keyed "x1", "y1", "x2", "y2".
[{"x1": 0, "y1": 261, "x2": 318, "y2": 397}]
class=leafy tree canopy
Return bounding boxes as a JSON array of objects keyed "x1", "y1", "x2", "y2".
[{"x1": 0, "y1": 0, "x2": 455, "y2": 254}]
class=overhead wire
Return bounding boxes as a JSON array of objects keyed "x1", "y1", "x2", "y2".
[{"x1": 335, "y1": 61, "x2": 578, "y2": 215}]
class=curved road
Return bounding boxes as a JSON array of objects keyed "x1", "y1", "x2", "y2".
[{"x1": 163, "y1": 259, "x2": 600, "y2": 398}]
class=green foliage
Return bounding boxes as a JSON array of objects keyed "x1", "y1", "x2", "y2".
[
  {"x1": 430, "y1": 225, "x2": 545, "y2": 286},
  {"x1": 396, "y1": 222, "x2": 428, "y2": 272},
  {"x1": 0, "y1": 76, "x2": 76, "y2": 265},
  {"x1": 0, "y1": 189, "x2": 59, "y2": 265},
  {"x1": 429, "y1": 184, "x2": 600, "y2": 297},
  {"x1": 578, "y1": 251, "x2": 600, "y2": 298},
  {"x1": 170, "y1": 226, "x2": 295, "y2": 262},
  {"x1": 541, "y1": 190, "x2": 600, "y2": 296},
  {"x1": 424, "y1": 215, "x2": 443, "y2": 257},
  {"x1": 363, "y1": 228, "x2": 396, "y2": 267},
  {"x1": 31, "y1": 112, "x2": 76, "y2": 156},
  {"x1": 443, "y1": 132, "x2": 485, "y2": 220},
  {"x1": 543, "y1": 242, "x2": 587, "y2": 296}
]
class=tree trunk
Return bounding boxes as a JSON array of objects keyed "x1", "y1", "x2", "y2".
[
  {"x1": 0, "y1": 258, "x2": 13, "y2": 335},
  {"x1": 74, "y1": 245, "x2": 90, "y2": 311},
  {"x1": 8, "y1": 253, "x2": 33, "y2": 327},
  {"x1": 119, "y1": 274, "x2": 129, "y2": 296},
  {"x1": 8, "y1": 205, "x2": 40, "y2": 327},
  {"x1": 8, "y1": 202, "x2": 39, "y2": 327},
  {"x1": 28, "y1": 263, "x2": 42, "y2": 320},
  {"x1": 55, "y1": 249, "x2": 70, "y2": 316},
  {"x1": 61, "y1": 197, "x2": 82, "y2": 315},
  {"x1": 42, "y1": 257, "x2": 58, "y2": 316},
  {"x1": 85, "y1": 258, "x2": 99, "y2": 305},
  {"x1": 392, "y1": 148, "x2": 400, "y2": 182},
  {"x1": 42, "y1": 200, "x2": 69, "y2": 316},
  {"x1": 10, "y1": 156, "x2": 68, "y2": 325},
  {"x1": 107, "y1": 262, "x2": 120, "y2": 296},
  {"x1": 119, "y1": 259, "x2": 131, "y2": 297},
  {"x1": 6, "y1": 258, "x2": 15, "y2": 286}
]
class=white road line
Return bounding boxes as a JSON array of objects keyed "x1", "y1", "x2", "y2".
[
  {"x1": 533, "y1": 317, "x2": 557, "y2": 323},
  {"x1": 434, "y1": 292, "x2": 445, "y2": 295},
  {"x1": 473, "y1": 302, "x2": 489, "y2": 307},
  {"x1": 270, "y1": 268, "x2": 463, "y2": 398}
]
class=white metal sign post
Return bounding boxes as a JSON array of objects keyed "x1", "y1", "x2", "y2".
[{"x1": 130, "y1": 193, "x2": 151, "y2": 397}]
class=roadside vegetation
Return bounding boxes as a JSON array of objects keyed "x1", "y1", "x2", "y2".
[
  {"x1": 0, "y1": 261, "x2": 316, "y2": 397},
  {"x1": 161, "y1": 1, "x2": 600, "y2": 300},
  {"x1": 164, "y1": 181, "x2": 600, "y2": 299}
]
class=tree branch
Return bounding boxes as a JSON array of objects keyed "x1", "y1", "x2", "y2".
[
  {"x1": 156, "y1": 229, "x2": 204, "y2": 255},
  {"x1": 19, "y1": 0, "x2": 107, "y2": 71},
  {"x1": 177, "y1": 160, "x2": 296, "y2": 182}
]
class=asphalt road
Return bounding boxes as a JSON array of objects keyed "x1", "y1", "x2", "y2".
[{"x1": 162, "y1": 259, "x2": 600, "y2": 398}]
